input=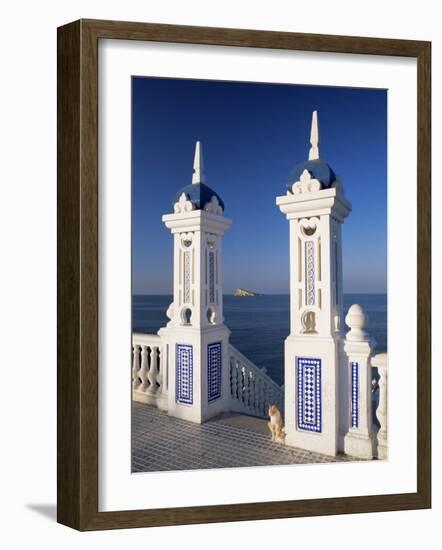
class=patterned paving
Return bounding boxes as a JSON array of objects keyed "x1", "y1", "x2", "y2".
[{"x1": 132, "y1": 402, "x2": 361, "y2": 473}]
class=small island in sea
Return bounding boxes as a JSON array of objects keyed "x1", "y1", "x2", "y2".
[{"x1": 233, "y1": 288, "x2": 260, "y2": 297}]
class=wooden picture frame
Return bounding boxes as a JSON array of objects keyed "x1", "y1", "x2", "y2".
[{"x1": 57, "y1": 18, "x2": 431, "y2": 530}]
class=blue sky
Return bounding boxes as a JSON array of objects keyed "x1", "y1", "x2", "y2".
[{"x1": 132, "y1": 77, "x2": 387, "y2": 295}]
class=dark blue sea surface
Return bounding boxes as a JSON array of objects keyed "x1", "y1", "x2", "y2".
[{"x1": 133, "y1": 294, "x2": 387, "y2": 386}]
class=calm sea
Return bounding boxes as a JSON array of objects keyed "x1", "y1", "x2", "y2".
[{"x1": 133, "y1": 294, "x2": 387, "y2": 386}]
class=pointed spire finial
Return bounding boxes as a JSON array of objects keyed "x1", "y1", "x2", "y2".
[
  {"x1": 192, "y1": 140, "x2": 205, "y2": 184},
  {"x1": 308, "y1": 110, "x2": 320, "y2": 161}
]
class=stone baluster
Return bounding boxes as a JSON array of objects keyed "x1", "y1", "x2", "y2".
[
  {"x1": 237, "y1": 361, "x2": 244, "y2": 404},
  {"x1": 230, "y1": 357, "x2": 236, "y2": 399},
  {"x1": 258, "y1": 370, "x2": 266, "y2": 416},
  {"x1": 243, "y1": 366, "x2": 250, "y2": 410},
  {"x1": 249, "y1": 371, "x2": 255, "y2": 413},
  {"x1": 267, "y1": 388, "x2": 272, "y2": 409},
  {"x1": 157, "y1": 345, "x2": 165, "y2": 394},
  {"x1": 132, "y1": 335, "x2": 168, "y2": 411},
  {"x1": 258, "y1": 377, "x2": 265, "y2": 416},
  {"x1": 139, "y1": 345, "x2": 149, "y2": 391},
  {"x1": 250, "y1": 373, "x2": 258, "y2": 414},
  {"x1": 227, "y1": 346, "x2": 284, "y2": 419},
  {"x1": 264, "y1": 382, "x2": 270, "y2": 415},
  {"x1": 343, "y1": 304, "x2": 376, "y2": 459},
  {"x1": 231, "y1": 359, "x2": 237, "y2": 400},
  {"x1": 233, "y1": 358, "x2": 239, "y2": 400},
  {"x1": 262, "y1": 386, "x2": 268, "y2": 413},
  {"x1": 148, "y1": 346, "x2": 159, "y2": 393},
  {"x1": 372, "y1": 353, "x2": 388, "y2": 459},
  {"x1": 254, "y1": 376, "x2": 260, "y2": 415},
  {"x1": 132, "y1": 344, "x2": 141, "y2": 389},
  {"x1": 247, "y1": 376, "x2": 255, "y2": 413},
  {"x1": 254, "y1": 377, "x2": 261, "y2": 415}
]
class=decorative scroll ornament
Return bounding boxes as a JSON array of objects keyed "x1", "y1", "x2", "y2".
[
  {"x1": 174, "y1": 192, "x2": 195, "y2": 213},
  {"x1": 290, "y1": 169, "x2": 322, "y2": 195},
  {"x1": 305, "y1": 241, "x2": 315, "y2": 306},
  {"x1": 183, "y1": 251, "x2": 191, "y2": 303},
  {"x1": 203, "y1": 195, "x2": 223, "y2": 215}
]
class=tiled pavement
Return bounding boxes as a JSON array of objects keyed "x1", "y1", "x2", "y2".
[{"x1": 132, "y1": 402, "x2": 362, "y2": 472}]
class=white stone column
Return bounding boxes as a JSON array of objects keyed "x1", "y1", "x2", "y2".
[
  {"x1": 158, "y1": 141, "x2": 232, "y2": 424},
  {"x1": 343, "y1": 304, "x2": 376, "y2": 459},
  {"x1": 276, "y1": 111, "x2": 352, "y2": 457},
  {"x1": 372, "y1": 353, "x2": 388, "y2": 459}
]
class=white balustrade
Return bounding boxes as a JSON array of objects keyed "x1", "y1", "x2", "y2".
[
  {"x1": 132, "y1": 333, "x2": 168, "y2": 411},
  {"x1": 133, "y1": 336, "x2": 282, "y2": 420},
  {"x1": 229, "y1": 345, "x2": 284, "y2": 418},
  {"x1": 342, "y1": 304, "x2": 376, "y2": 459},
  {"x1": 341, "y1": 303, "x2": 388, "y2": 460},
  {"x1": 371, "y1": 352, "x2": 388, "y2": 459}
]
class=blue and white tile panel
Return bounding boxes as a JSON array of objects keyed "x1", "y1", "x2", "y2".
[
  {"x1": 351, "y1": 361, "x2": 359, "y2": 428},
  {"x1": 176, "y1": 344, "x2": 193, "y2": 404},
  {"x1": 297, "y1": 357, "x2": 322, "y2": 433},
  {"x1": 207, "y1": 342, "x2": 222, "y2": 402}
]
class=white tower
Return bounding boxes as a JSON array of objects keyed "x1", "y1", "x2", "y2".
[
  {"x1": 276, "y1": 112, "x2": 352, "y2": 456},
  {"x1": 158, "y1": 141, "x2": 232, "y2": 424}
]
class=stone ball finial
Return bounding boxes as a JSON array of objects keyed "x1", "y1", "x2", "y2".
[{"x1": 345, "y1": 304, "x2": 369, "y2": 341}]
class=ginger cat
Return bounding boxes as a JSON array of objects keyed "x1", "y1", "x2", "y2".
[{"x1": 267, "y1": 403, "x2": 286, "y2": 443}]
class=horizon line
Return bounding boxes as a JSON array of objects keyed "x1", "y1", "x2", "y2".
[{"x1": 132, "y1": 291, "x2": 387, "y2": 296}]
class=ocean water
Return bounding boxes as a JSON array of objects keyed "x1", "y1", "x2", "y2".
[{"x1": 133, "y1": 294, "x2": 387, "y2": 386}]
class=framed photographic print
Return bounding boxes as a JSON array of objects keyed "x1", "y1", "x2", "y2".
[{"x1": 57, "y1": 19, "x2": 431, "y2": 530}]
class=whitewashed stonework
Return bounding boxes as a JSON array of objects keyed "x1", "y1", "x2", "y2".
[
  {"x1": 133, "y1": 115, "x2": 387, "y2": 459},
  {"x1": 342, "y1": 304, "x2": 376, "y2": 458},
  {"x1": 158, "y1": 141, "x2": 232, "y2": 424},
  {"x1": 372, "y1": 352, "x2": 388, "y2": 459},
  {"x1": 276, "y1": 111, "x2": 352, "y2": 456}
]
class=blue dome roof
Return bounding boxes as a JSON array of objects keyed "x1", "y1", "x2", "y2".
[
  {"x1": 173, "y1": 183, "x2": 225, "y2": 211},
  {"x1": 287, "y1": 159, "x2": 337, "y2": 191}
]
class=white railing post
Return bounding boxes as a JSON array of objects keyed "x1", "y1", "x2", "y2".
[
  {"x1": 372, "y1": 353, "x2": 388, "y2": 459},
  {"x1": 343, "y1": 304, "x2": 376, "y2": 459}
]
